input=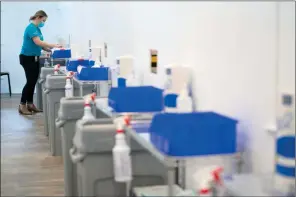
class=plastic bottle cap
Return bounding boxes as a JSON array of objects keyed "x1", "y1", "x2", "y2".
[
  {"x1": 84, "y1": 103, "x2": 90, "y2": 107},
  {"x1": 200, "y1": 188, "x2": 210, "y2": 194}
]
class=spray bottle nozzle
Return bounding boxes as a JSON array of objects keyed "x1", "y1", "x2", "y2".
[
  {"x1": 123, "y1": 115, "x2": 131, "y2": 126},
  {"x1": 90, "y1": 92, "x2": 96, "y2": 101},
  {"x1": 212, "y1": 167, "x2": 223, "y2": 185},
  {"x1": 66, "y1": 71, "x2": 74, "y2": 79},
  {"x1": 84, "y1": 93, "x2": 96, "y2": 106}
]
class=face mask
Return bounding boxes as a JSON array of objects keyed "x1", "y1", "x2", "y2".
[{"x1": 38, "y1": 22, "x2": 45, "y2": 28}]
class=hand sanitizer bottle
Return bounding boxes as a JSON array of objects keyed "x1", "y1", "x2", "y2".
[
  {"x1": 176, "y1": 83, "x2": 193, "y2": 113},
  {"x1": 82, "y1": 102, "x2": 95, "y2": 120},
  {"x1": 112, "y1": 122, "x2": 132, "y2": 182},
  {"x1": 65, "y1": 77, "x2": 73, "y2": 98},
  {"x1": 44, "y1": 59, "x2": 50, "y2": 67}
]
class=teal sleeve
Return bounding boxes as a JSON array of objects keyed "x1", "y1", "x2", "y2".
[{"x1": 27, "y1": 25, "x2": 39, "y2": 39}]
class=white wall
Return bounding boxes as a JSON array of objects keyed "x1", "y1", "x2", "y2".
[
  {"x1": 278, "y1": 2, "x2": 295, "y2": 97},
  {"x1": 128, "y1": 2, "x2": 279, "y2": 178},
  {"x1": 128, "y1": 2, "x2": 294, "y2": 182},
  {"x1": 1, "y1": 2, "x2": 61, "y2": 93},
  {"x1": 58, "y1": 2, "x2": 134, "y2": 61}
]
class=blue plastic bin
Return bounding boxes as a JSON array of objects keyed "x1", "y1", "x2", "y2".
[
  {"x1": 108, "y1": 86, "x2": 164, "y2": 113},
  {"x1": 75, "y1": 67, "x2": 109, "y2": 81},
  {"x1": 66, "y1": 59, "x2": 95, "y2": 72},
  {"x1": 149, "y1": 112, "x2": 238, "y2": 157},
  {"x1": 52, "y1": 49, "x2": 71, "y2": 59}
]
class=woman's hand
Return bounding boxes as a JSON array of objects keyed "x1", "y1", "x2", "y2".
[
  {"x1": 50, "y1": 44, "x2": 62, "y2": 49},
  {"x1": 42, "y1": 47, "x2": 52, "y2": 53}
]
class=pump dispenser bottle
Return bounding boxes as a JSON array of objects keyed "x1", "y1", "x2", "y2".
[{"x1": 176, "y1": 83, "x2": 193, "y2": 112}]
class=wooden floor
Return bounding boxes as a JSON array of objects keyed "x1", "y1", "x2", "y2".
[{"x1": 1, "y1": 94, "x2": 64, "y2": 196}]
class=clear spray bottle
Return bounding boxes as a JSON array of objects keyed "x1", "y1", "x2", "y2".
[{"x1": 65, "y1": 72, "x2": 74, "y2": 98}]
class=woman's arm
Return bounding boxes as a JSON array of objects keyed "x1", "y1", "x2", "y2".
[{"x1": 32, "y1": 36, "x2": 59, "y2": 49}]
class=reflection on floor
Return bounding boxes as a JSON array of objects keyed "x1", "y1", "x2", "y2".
[{"x1": 1, "y1": 94, "x2": 64, "y2": 196}]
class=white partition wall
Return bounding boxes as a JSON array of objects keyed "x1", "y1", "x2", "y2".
[{"x1": 125, "y1": 2, "x2": 295, "y2": 187}]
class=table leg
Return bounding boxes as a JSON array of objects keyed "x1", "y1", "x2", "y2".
[{"x1": 80, "y1": 84, "x2": 83, "y2": 97}]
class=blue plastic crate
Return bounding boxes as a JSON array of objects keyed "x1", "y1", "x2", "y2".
[
  {"x1": 66, "y1": 59, "x2": 95, "y2": 72},
  {"x1": 52, "y1": 49, "x2": 71, "y2": 59},
  {"x1": 149, "y1": 112, "x2": 238, "y2": 157},
  {"x1": 108, "y1": 86, "x2": 164, "y2": 113},
  {"x1": 76, "y1": 67, "x2": 109, "y2": 81}
]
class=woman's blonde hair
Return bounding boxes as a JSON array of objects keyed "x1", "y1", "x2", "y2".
[{"x1": 29, "y1": 10, "x2": 48, "y2": 21}]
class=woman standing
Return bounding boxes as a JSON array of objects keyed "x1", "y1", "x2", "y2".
[{"x1": 19, "y1": 10, "x2": 61, "y2": 115}]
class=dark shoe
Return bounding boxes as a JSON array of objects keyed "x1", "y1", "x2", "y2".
[
  {"x1": 18, "y1": 105, "x2": 32, "y2": 115},
  {"x1": 27, "y1": 104, "x2": 43, "y2": 113}
]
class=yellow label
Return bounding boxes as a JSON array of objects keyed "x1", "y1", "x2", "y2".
[
  {"x1": 150, "y1": 49, "x2": 158, "y2": 74},
  {"x1": 151, "y1": 55, "x2": 157, "y2": 63}
]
